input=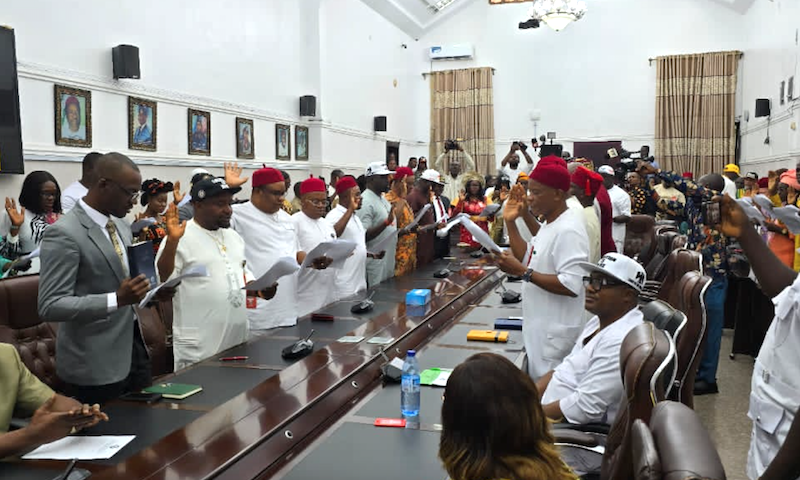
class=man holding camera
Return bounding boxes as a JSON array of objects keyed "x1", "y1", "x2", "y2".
[
  {"x1": 500, "y1": 142, "x2": 535, "y2": 183},
  {"x1": 434, "y1": 141, "x2": 476, "y2": 202}
]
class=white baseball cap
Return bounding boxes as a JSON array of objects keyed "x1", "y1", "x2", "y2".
[
  {"x1": 191, "y1": 168, "x2": 210, "y2": 177},
  {"x1": 579, "y1": 253, "x2": 647, "y2": 292},
  {"x1": 365, "y1": 161, "x2": 392, "y2": 177},
  {"x1": 597, "y1": 165, "x2": 615, "y2": 176},
  {"x1": 420, "y1": 169, "x2": 444, "y2": 185}
]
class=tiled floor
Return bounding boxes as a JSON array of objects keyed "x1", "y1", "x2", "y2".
[{"x1": 694, "y1": 330, "x2": 754, "y2": 480}]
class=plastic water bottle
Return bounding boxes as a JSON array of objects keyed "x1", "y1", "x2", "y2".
[{"x1": 401, "y1": 350, "x2": 421, "y2": 419}]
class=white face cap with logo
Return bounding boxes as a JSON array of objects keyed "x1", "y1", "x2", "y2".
[{"x1": 578, "y1": 253, "x2": 646, "y2": 292}]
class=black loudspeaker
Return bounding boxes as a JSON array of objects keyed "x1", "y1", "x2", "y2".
[
  {"x1": 755, "y1": 98, "x2": 771, "y2": 118},
  {"x1": 374, "y1": 116, "x2": 387, "y2": 132},
  {"x1": 112, "y1": 45, "x2": 140, "y2": 79},
  {"x1": 300, "y1": 95, "x2": 316, "y2": 117}
]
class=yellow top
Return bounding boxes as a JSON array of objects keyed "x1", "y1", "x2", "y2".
[{"x1": 0, "y1": 343, "x2": 54, "y2": 433}]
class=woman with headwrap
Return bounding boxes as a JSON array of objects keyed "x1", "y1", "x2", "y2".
[
  {"x1": 137, "y1": 178, "x2": 182, "y2": 254},
  {"x1": 452, "y1": 172, "x2": 491, "y2": 250},
  {"x1": 385, "y1": 167, "x2": 417, "y2": 276},
  {"x1": 61, "y1": 96, "x2": 85, "y2": 140}
]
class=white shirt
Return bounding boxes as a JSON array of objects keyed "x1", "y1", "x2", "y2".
[
  {"x1": 541, "y1": 308, "x2": 644, "y2": 425},
  {"x1": 358, "y1": 189, "x2": 397, "y2": 286},
  {"x1": 607, "y1": 185, "x2": 631, "y2": 253},
  {"x1": 292, "y1": 212, "x2": 338, "y2": 317},
  {"x1": 747, "y1": 273, "x2": 800, "y2": 479},
  {"x1": 501, "y1": 156, "x2": 534, "y2": 182},
  {"x1": 723, "y1": 176, "x2": 738, "y2": 199},
  {"x1": 61, "y1": 181, "x2": 88, "y2": 213},
  {"x1": 582, "y1": 206, "x2": 601, "y2": 265},
  {"x1": 156, "y1": 220, "x2": 251, "y2": 370},
  {"x1": 231, "y1": 202, "x2": 300, "y2": 331},
  {"x1": 522, "y1": 207, "x2": 589, "y2": 379},
  {"x1": 326, "y1": 205, "x2": 367, "y2": 300},
  {"x1": 79, "y1": 200, "x2": 129, "y2": 312},
  {"x1": 0, "y1": 208, "x2": 56, "y2": 275},
  {"x1": 432, "y1": 194, "x2": 449, "y2": 224}
]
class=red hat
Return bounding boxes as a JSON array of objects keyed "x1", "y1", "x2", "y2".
[
  {"x1": 571, "y1": 166, "x2": 603, "y2": 196},
  {"x1": 758, "y1": 177, "x2": 769, "y2": 189},
  {"x1": 335, "y1": 176, "x2": 358, "y2": 195},
  {"x1": 252, "y1": 167, "x2": 284, "y2": 188},
  {"x1": 682, "y1": 172, "x2": 693, "y2": 180},
  {"x1": 538, "y1": 155, "x2": 568, "y2": 168},
  {"x1": 300, "y1": 176, "x2": 326, "y2": 195},
  {"x1": 393, "y1": 167, "x2": 414, "y2": 180},
  {"x1": 530, "y1": 162, "x2": 570, "y2": 192}
]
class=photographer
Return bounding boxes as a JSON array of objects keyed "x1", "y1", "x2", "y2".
[
  {"x1": 637, "y1": 162, "x2": 730, "y2": 396},
  {"x1": 500, "y1": 142, "x2": 535, "y2": 183},
  {"x1": 434, "y1": 140, "x2": 477, "y2": 202}
]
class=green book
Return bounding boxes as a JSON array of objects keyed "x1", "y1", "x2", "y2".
[{"x1": 143, "y1": 383, "x2": 203, "y2": 400}]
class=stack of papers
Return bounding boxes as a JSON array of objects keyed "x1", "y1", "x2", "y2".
[
  {"x1": 420, "y1": 368, "x2": 452, "y2": 387},
  {"x1": 22, "y1": 435, "x2": 136, "y2": 460},
  {"x1": 301, "y1": 240, "x2": 357, "y2": 269},
  {"x1": 460, "y1": 217, "x2": 503, "y2": 253},
  {"x1": 772, "y1": 205, "x2": 800, "y2": 234},
  {"x1": 244, "y1": 256, "x2": 299, "y2": 291}
]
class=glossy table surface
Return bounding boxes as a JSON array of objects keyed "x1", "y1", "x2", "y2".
[{"x1": 4, "y1": 255, "x2": 522, "y2": 480}]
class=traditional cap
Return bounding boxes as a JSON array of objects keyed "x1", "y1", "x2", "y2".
[
  {"x1": 300, "y1": 177, "x2": 326, "y2": 195},
  {"x1": 682, "y1": 172, "x2": 694, "y2": 180},
  {"x1": 723, "y1": 163, "x2": 740, "y2": 174},
  {"x1": 529, "y1": 161, "x2": 570, "y2": 192},
  {"x1": 65, "y1": 95, "x2": 80, "y2": 110},
  {"x1": 571, "y1": 166, "x2": 603, "y2": 196},
  {"x1": 539, "y1": 155, "x2": 568, "y2": 168},
  {"x1": 335, "y1": 176, "x2": 359, "y2": 195},
  {"x1": 191, "y1": 177, "x2": 241, "y2": 201},
  {"x1": 745, "y1": 172, "x2": 759, "y2": 180},
  {"x1": 420, "y1": 169, "x2": 444, "y2": 185},
  {"x1": 252, "y1": 167, "x2": 284, "y2": 188},
  {"x1": 579, "y1": 253, "x2": 647, "y2": 292},
  {"x1": 393, "y1": 167, "x2": 414, "y2": 180},
  {"x1": 365, "y1": 161, "x2": 391, "y2": 177},
  {"x1": 597, "y1": 165, "x2": 615, "y2": 176},
  {"x1": 758, "y1": 177, "x2": 769, "y2": 189}
]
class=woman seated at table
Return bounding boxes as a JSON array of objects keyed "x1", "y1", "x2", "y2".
[
  {"x1": 440, "y1": 353, "x2": 577, "y2": 480},
  {"x1": 451, "y1": 172, "x2": 492, "y2": 249}
]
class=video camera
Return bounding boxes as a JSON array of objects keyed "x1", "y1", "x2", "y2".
[
  {"x1": 444, "y1": 139, "x2": 460, "y2": 152},
  {"x1": 512, "y1": 140, "x2": 528, "y2": 151}
]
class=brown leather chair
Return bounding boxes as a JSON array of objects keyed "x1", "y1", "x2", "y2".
[
  {"x1": 644, "y1": 231, "x2": 678, "y2": 279},
  {"x1": 0, "y1": 274, "x2": 60, "y2": 389},
  {"x1": 135, "y1": 305, "x2": 171, "y2": 378},
  {"x1": 624, "y1": 215, "x2": 657, "y2": 265},
  {"x1": 631, "y1": 401, "x2": 726, "y2": 480},
  {"x1": 656, "y1": 249, "x2": 702, "y2": 303},
  {"x1": 670, "y1": 234, "x2": 687, "y2": 251}
]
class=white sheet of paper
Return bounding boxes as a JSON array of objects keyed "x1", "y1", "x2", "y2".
[
  {"x1": 753, "y1": 194, "x2": 775, "y2": 212},
  {"x1": 401, "y1": 204, "x2": 433, "y2": 232},
  {"x1": 301, "y1": 240, "x2": 357, "y2": 269},
  {"x1": 244, "y1": 256, "x2": 299, "y2": 291},
  {"x1": 367, "y1": 226, "x2": 398, "y2": 255},
  {"x1": 737, "y1": 198, "x2": 766, "y2": 224},
  {"x1": 19, "y1": 247, "x2": 40, "y2": 262},
  {"x1": 479, "y1": 203, "x2": 501, "y2": 218},
  {"x1": 430, "y1": 369, "x2": 453, "y2": 387},
  {"x1": 139, "y1": 264, "x2": 209, "y2": 308},
  {"x1": 22, "y1": 435, "x2": 136, "y2": 460},
  {"x1": 460, "y1": 217, "x2": 503, "y2": 253},
  {"x1": 436, "y1": 214, "x2": 466, "y2": 238},
  {"x1": 772, "y1": 205, "x2": 800, "y2": 234}
]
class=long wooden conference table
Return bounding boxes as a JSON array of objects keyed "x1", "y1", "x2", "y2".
[{"x1": 2, "y1": 254, "x2": 525, "y2": 480}]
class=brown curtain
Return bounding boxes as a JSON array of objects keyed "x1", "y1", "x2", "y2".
[
  {"x1": 655, "y1": 51, "x2": 740, "y2": 177},
  {"x1": 429, "y1": 67, "x2": 495, "y2": 174}
]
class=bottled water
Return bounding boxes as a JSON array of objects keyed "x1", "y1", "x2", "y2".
[{"x1": 401, "y1": 350, "x2": 421, "y2": 418}]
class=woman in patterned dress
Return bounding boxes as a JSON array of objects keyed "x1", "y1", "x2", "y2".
[
  {"x1": 452, "y1": 172, "x2": 491, "y2": 249},
  {"x1": 384, "y1": 167, "x2": 417, "y2": 277}
]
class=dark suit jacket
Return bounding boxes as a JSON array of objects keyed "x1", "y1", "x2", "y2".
[{"x1": 38, "y1": 203, "x2": 137, "y2": 386}]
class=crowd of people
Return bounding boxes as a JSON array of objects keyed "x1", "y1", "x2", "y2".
[{"x1": 0, "y1": 145, "x2": 798, "y2": 480}]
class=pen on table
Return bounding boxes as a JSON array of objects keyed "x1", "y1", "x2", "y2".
[
  {"x1": 59, "y1": 458, "x2": 78, "y2": 480},
  {"x1": 219, "y1": 356, "x2": 249, "y2": 362}
]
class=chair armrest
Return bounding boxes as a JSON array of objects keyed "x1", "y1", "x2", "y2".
[
  {"x1": 553, "y1": 429, "x2": 600, "y2": 447},
  {"x1": 552, "y1": 422, "x2": 611, "y2": 435}
]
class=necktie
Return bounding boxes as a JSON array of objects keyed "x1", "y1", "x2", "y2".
[{"x1": 106, "y1": 220, "x2": 128, "y2": 275}]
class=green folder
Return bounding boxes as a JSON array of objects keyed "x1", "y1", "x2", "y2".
[
  {"x1": 143, "y1": 383, "x2": 203, "y2": 400},
  {"x1": 420, "y1": 368, "x2": 452, "y2": 387}
]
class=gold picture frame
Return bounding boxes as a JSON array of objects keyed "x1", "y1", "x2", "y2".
[
  {"x1": 188, "y1": 108, "x2": 211, "y2": 156},
  {"x1": 54, "y1": 84, "x2": 92, "y2": 148},
  {"x1": 236, "y1": 117, "x2": 255, "y2": 160},
  {"x1": 128, "y1": 97, "x2": 157, "y2": 151}
]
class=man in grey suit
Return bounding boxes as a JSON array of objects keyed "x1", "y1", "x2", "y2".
[{"x1": 38, "y1": 153, "x2": 152, "y2": 404}]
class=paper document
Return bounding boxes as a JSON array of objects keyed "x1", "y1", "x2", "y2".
[
  {"x1": 301, "y1": 240, "x2": 357, "y2": 269},
  {"x1": 139, "y1": 264, "x2": 209, "y2": 308},
  {"x1": 460, "y1": 217, "x2": 503, "y2": 253},
  {"x1": 420, "y1": 368, "x2": 452, "y2": 387},
  {"x1": 367, "y1": 226, "x2": 398, "y2": 255},
  {"x1": 244, "y1": 256, "x2": 299, "y2": 291},
  {"x1": 772, "y1": 206, "x2": 800, "y2": 234},
  {"x1": 736, "y1": 198, "x2": 766, "y2": 224},
  {"x1": 22, "y1": 435, "x2": 135, "y2": 460},
  {"x1": 130, "y1": 217, "x2": 157, "y2": 235},
  {"x1": 478, "y1": 203, "x2": 501, "y2": 218},
  {"x1": 436, "y1": 214, "x2": 466, "y2": 238},
  {"x1": 753, "y1": 194, "x2": 775, "y2": 212},
  {"x1": 19, "y1": 247, "x2": 40, "y2": 262},
  {"x1": 401, "y1": 204, "x2": 433, "y2": 233}
]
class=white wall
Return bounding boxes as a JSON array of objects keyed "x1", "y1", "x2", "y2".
[
  {"x1": 418, "y1": 0, "x2": 747, "y2": 169},
  {"x1": 738, "y1": 0, "x2": 800, "y2": 176},
  {"x1": 0, "y1": 0, "x2": 428, "y2": 201}
]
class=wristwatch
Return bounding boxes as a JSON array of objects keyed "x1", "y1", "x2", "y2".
[{"x1": 521, "y1": 268, "x2": 534, "y2": 283}]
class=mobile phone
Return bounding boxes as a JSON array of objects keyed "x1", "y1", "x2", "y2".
[
  {"x1": 120, "y1": 392, "x2": 162, "y2": 403},
  {"x1": 701, "y1": 201, "x2": 721, "y2": 225}
]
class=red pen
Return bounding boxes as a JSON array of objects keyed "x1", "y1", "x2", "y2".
[{"x1": 219, "y1": 356, "x2": 249, "y2": 362}]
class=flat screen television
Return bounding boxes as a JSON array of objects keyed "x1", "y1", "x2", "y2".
[{"x1": 0, "y1": 26, "x2": 24, "y2": 174}]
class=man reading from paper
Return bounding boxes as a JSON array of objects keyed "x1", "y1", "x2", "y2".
[{"x1": 157, "y1": 178, "x2": 277, "y2": 370}]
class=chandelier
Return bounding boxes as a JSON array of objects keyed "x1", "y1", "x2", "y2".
[{"x1": 530, "y1": 0, "x2": 587, "y2": 32}]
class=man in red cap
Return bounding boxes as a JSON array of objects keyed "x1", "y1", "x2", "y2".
[
  {"x1": 326, "y1": 176, "x2": 370, "y2": 299},
  {"x1": 231, "y1": 167, "x2": 330, "y2": 335},
  {"x1": 293, "y1": 176, "x2": 337, "y2": 316},
  {"x1": 496, "y1": 159, "x2": 590, "y2": 379},
  {"x1": 570, "y1": 166, "x2": 603, "y2": 264}
]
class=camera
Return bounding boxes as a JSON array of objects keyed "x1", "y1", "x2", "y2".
[
  {"x1": 444, "y1": 139, "x2": 460, "y2": 152},
  {"x1": 701, "y1": 201, "x2": 721, "y2": 226},
  {"x1": 512, "y1": 141, "x2": 528, "y2": 151}
]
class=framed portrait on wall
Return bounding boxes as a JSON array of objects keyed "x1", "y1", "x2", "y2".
[
  {"x1": 128, "y1": 97, "x2": 157, "y2": 151},
  {"x1": 236, "y1": 117, "x2": 254, "y2": 159},
  {"x1": 295, "y1": 126, "x2": 309, "y2": 161},
  {"x1": 276, "y1": 123, "x2": 291, "y2": 160},
  {"x1": 188, "y1": 108, "x2": 211, "y2": 156},
  {"x1": 54, "y1": 85, "x2": 92, "y2": 147}
]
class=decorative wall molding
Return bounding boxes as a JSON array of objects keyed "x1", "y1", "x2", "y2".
[
  {"x1": 740, "y1": 107, "x2": 795, "y2": 136},
  {"x1": 740, "y1": 150, "x2": 800, "y2": 166}
]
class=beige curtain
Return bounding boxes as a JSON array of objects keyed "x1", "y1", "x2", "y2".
[
  {"x1": 429, "y1": 67, "x2": 495, "y2": 174},
  {"x1": 655, "y1": 51, "x2": 740, "y2": 177}
]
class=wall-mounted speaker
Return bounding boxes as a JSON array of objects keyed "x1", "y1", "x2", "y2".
[
  {"x1": 374, "y1": 116, "x2": 387, "y2": 132},
  {"x1": 300, "y1": 95, "x2": 316, "y2": 117},
  {"x1": 755, "y1": 98, "x2": 771, "y2": 118},
  {"x1": 112, "y1": 45, "x2": 140, "y2": 79}
]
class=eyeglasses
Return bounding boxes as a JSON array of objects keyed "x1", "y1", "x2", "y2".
[
  {"x1": 582, "y1": 276, "x2": 625, "y2": 291},
  {"x1": 305, "y1": 198, "x2": 330, "y2": 207},
  {"x1": 105, "y1": 178, "x2": 141, "y2": 201}
]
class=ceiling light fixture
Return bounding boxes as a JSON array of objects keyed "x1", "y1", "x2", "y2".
[{"x1": 530, "y1": 0, "x2": 587, "y2": 32}]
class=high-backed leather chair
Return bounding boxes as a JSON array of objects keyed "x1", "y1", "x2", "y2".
[
  {"x1": 135, "y1": 305, "x2": 171, "y2": 378},
  {"x1": 656, "y1": 249, "x2": 702, "y2": 303},
  {"x1": 670, "y1": 234, "x2": 687, "y2": 251},
  {"x1": 644, "y1": 231, "x2": 678, "y2": 280},
  {"x1": 0, "y1": 275, "x2": 60, "y2": 389},
  {"x1": 632, "y1": 401, "x2": 726, "y2": 480},
  {"x1": 624, "y1": 215, "x2": 657, "y2": 265}
]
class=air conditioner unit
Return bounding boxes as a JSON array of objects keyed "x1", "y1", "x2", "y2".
[{"x1": 429, "y1": 44, "x2": 473, "y2": 60}]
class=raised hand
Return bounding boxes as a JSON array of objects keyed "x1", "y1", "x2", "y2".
[
  {"x1": 224, "y1": 162, "x2": 249, "y2": 189},
  {"x1": 165, "y1": 203, "x2": 187, "y2": 241},
  {"x1": 173, "y1": 181, "x2": 185, "y2": 205},
  {"x1": 4, "y1": 198, "x2": 25, "y2": 228},
  {"x1": 503, "y1": 184, "x2": 526, "y2": 222},
  {"x1": 717, "y1": 195, "x2": 750, "y2": 238},
  {"x1": 637, "y1": 160, "x2": 658, "y2": 176}
]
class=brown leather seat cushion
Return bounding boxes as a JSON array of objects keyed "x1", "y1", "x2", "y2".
[
  {"x1": 631, "y1": 419, "x2": 661, "y2": 480},
  {"x1": 624, "y1": 215, "x2": 657, "y2": 264},
  {"x1": 657, "y1": 249, "x2": 701, "y2": 304}
]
